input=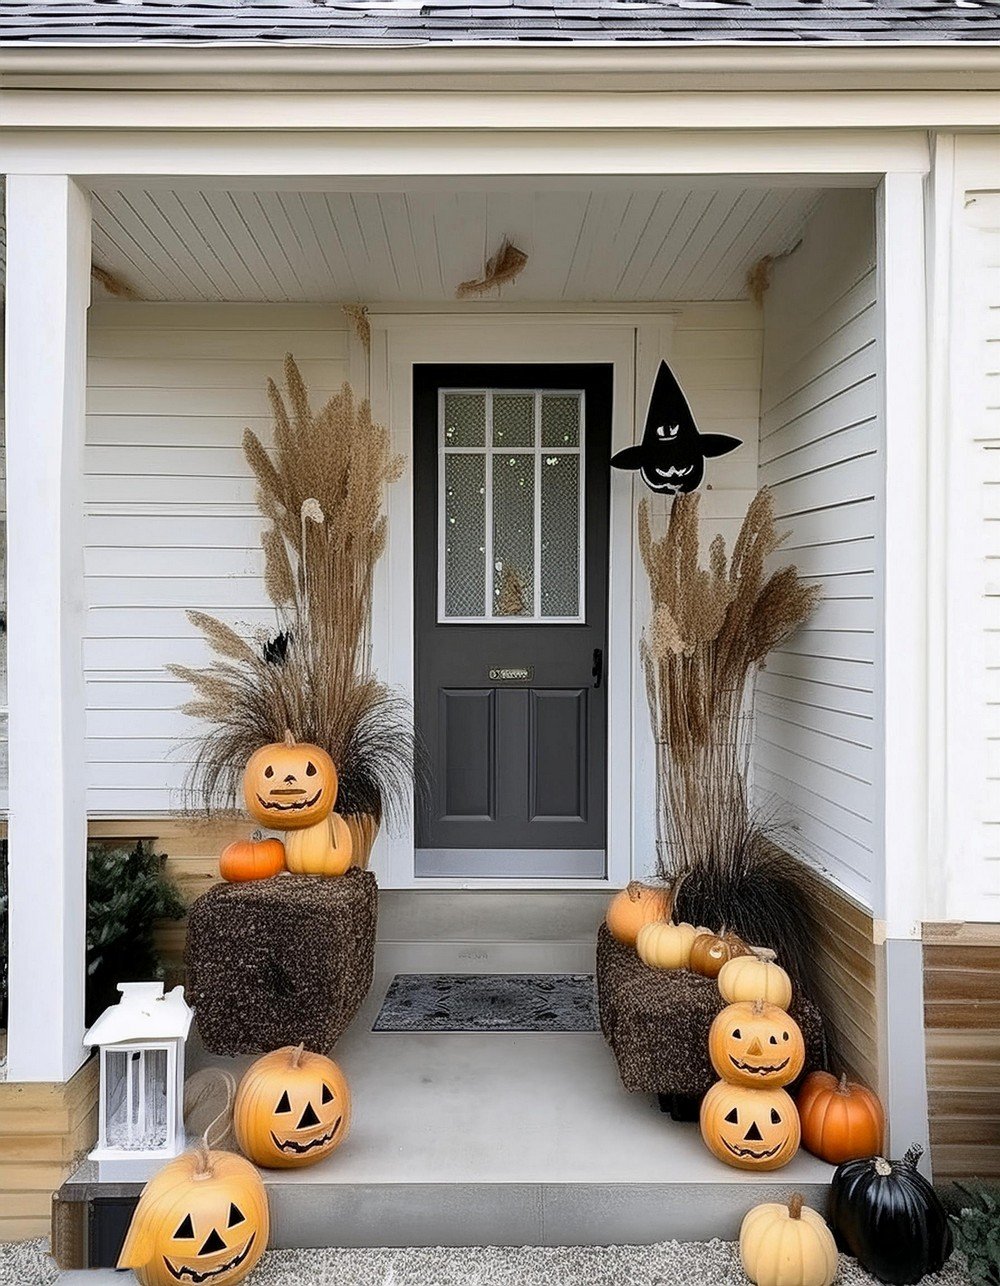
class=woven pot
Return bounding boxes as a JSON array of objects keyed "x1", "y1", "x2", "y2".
[{"x1": 342, "y1": 812, "x2": 380, "y2": 869}]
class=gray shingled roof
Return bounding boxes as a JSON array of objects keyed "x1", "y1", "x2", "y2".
[{"x1": 2, "y1": 0, "x2": 1000, "y2": 45}]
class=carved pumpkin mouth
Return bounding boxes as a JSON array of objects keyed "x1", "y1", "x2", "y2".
[
  {"x1": 164, "y1": 1234, "x2": 255, "y2": 1283},
  {"x1": 255, "y1": 789, "x2": 323, "y2": 812},
  {"x1": 653, "y1": 465, "x2": 694, "y2": 478},
  {"x1": 729, "y1": 1055, "x2": 790, "y2": 1076},
  {"x1": 721, "y1": 1138, "x2": 784, "y2": 1161},
  {"x1": 270, "y1": 1117, "x2": 342, "y2": 1154}
]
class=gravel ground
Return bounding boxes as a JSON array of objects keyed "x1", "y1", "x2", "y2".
[{"x1": 0, "y1": 1239, "x2": 971, "y2": 1286}]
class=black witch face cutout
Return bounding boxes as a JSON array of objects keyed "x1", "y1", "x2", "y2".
[{"x1": 611, "y1": 360, "x2": 742, "y2": 495}]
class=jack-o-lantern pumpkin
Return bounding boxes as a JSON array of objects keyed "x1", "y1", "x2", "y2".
[
  {"x1": 605, "y1": 882, "x2": 672, "y2": 946},
  {"x1": 234, "y1": 1044, "x2": 351, "y2": 1170},
  {"x1": 118, "y1": 1144, "x2": 268, "y2": 1286},
  {"x1": 708, "y1": 999, "x2": 806, "y2": 1088},
  {"x1": 243, "y1": 731, "x2": 338, "y2": 830},
  {"x1": 700, "y1": 1080, "x2": 801, "y2": 1171}
]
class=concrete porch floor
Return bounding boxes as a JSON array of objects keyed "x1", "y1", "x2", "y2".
[{"x1": 61, "y1": 892, "x2": 835, "y2": 1260}]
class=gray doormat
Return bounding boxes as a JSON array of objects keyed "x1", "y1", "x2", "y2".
[{"x1": 373, "y1": 973, "x2": 598, "y2": 1033}]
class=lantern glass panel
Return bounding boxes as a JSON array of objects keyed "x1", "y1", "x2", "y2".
[{"x1": 104, "y1": 1048, "x2": 169, "y2": 1150}]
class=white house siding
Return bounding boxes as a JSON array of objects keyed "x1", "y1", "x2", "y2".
[
  {"x1": 944, "y1": 138, "x2": 1000, "y2": 921},
  {"x1": 84, "y1": 303, "x2": 349, "y2": 815},
  {"x1": 754, "y1": 190, "x2": 882, "y2": 909}
]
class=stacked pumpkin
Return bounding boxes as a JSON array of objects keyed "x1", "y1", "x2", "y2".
[{"x1": 219, "y1": 731, "x2": 357, "y2": 884}]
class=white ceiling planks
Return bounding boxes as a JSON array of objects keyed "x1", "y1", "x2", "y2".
[{"x1": 3, "y1": 182, "x2": 822, "y2": 306}]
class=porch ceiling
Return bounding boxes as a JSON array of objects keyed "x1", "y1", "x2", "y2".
[{"x1": 78, "y1": 179, "x2": 820, "y2": 304}]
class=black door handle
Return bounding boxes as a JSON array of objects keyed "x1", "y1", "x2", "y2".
[{"x1": 592, "y1": 648, "x2": 603, "y2": 688}]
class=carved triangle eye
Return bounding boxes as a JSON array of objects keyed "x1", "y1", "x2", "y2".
[
  {"x1": 174, "y1": 1215, "x2": 195, "y2": 1240},
  {"x1": 228, "y1": 1203, "x2": 245, "y2": 1228},
  {"x1": 724, "y1": 1107, "x2": 738, "y2": 1125},
  {"x1": 321, "y1": 1083, "x2": 334, "y2": 1104},
  {"x1": 275, "y1": 1090, "x2": 292, "y2": 1114}
]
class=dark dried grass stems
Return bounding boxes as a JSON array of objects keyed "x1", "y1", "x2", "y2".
[
  {"x1": 640, "y1": 489, "x2": 821, "y2": 975},
  {"x1": 171, "y1": 356, "x2": 412, "y2": 823}
]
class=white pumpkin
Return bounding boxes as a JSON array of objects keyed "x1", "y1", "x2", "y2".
[
  {"x1": 636, "y1": 921, "x2": 698, "y2": 970},
  {"x1": 740, "y1": 1193, "x2": 838, "y2": 1286},
  {"x1": 718, "y1": 955, "x2": 793, "y2": 1009}
]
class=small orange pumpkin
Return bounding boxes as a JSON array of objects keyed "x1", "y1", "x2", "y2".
[
  {"x1": 797, "y1": 1071, "x2": 885, "y2": 1164},
  {"x1": 690, "y1": 929, "x2": 750, "y2": 978},
  {"x1": 219, "y1": 832, "x2": 286, "y2": 883},
  {"x1": 234, "y1": 1045, "x2": 351, "y2": 1170},
  {"x1": 709, "y1": 999, "x2": 806, "y2": 1088},
  {"x1": 605, "y1": 882, "x2": 672, "y2": 946},
  {"x1": 243, "y1": 731, "x2": 338, "y2": 830}
]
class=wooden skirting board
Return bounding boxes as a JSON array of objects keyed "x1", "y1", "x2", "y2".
[
  {"x1": 923, "y1": 922, "x2": 1000, "y2": 1181},
  {"x1": 0, "y1": 1057, "x2": 99, "y2": 1242}
]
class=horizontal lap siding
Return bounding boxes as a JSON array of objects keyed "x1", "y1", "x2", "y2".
[
  {"x1": 84, "y1": 303, "x2": 349, "y2": 814},
  {"x1": 755, "y1": 190, "x2": 881, "y2": 909}
]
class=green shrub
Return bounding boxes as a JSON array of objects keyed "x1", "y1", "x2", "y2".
[
  {"x1": 947, "y1": 1181, "x2": 1000, "y2": 1286},
  {"x1": 0, "y1": 839, "x2": 184, "y2": 1031}
]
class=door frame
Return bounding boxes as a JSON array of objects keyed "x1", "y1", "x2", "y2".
[{"x1": 367, "y1": 310, "x2": 676, "y2": 889}]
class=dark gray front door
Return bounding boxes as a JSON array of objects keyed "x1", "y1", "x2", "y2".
[{"x1": 414, "y1": 363, "x2": 612, "y2": 878}]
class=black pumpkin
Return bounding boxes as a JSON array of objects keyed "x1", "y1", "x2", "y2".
[{"x1": 829, "y1": 1144, "x2": 953, "y2": 1284}]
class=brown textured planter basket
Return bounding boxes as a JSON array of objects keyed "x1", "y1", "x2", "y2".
[
  {"x1": 185, "y1": 868, "x2": 378, "y2": 1055},
  {"x1": 342, "y1": 812, "x2": 379, "y2": 870},
  {"x1": 596, "y1": 923, "x2": 827, "y2": 1099}
]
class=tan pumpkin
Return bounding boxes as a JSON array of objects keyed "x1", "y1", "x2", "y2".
[
  {"x1": 605, "y1": 882, "x2": 672, "y2": 946},
  {"x1": 700, "y1": 1080, "x2": 800, "y2": 1171},
  {"x1": 219, "y1": 832, "x2": 286, "y2": 883},
  {"x1": 243, "y1": 731, "x2": 338, "y2": 830},
  {"x1": 797, "y1": 1070, "x2": 885, "y2": 1164},
  {"x1": 708, "y1": 999, "x2": 806, "y2": 1088},
  {"x1": 234, "y1": 1044, "x2": 351, "y2": 1170},
  {"x1": 690, "y1": 929, "x2": 750, "y2": 978},
  {"x1": 636, "y1": 920, "x2": 699, "y2": 970},
  {"x1": 118, "y1": 1144, "x2": 268, "y2": 1286},
  {"x1": 718, "y1": 955, "x2": 793, "y2": 1009},
  {"x1": 284, "y1": 813, "x2": 354, "y2": 877},
  {"x1": 740, "y1": 1192, "x2": 838, "y2": 1286}
]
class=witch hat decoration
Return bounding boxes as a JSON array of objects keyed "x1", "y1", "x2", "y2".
[{"x1": 611, "y1": 360, "x2": 742, "y2": 495}]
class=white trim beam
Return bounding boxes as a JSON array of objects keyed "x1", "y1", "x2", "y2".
[
  {"x1": 5, "y1": 175, "x2": 92, "y2": 1082},
  {"x1": 0, "y1": 127, "x2": 930, "y2": 180}
]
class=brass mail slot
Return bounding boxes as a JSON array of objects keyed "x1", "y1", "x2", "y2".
[{"x1": 489, "y1": 666, "x2": 533, "y2": 682}]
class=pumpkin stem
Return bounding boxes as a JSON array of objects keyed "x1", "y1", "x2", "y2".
[
  {"x1": 874, "y1": 1157, "x2": 892, "y2": 1177},
  {"x1": 903, "y1": 1144, "x2": 924, "y2": 1169},
  {"x1": 283, "y1": 729, "x2": 295, "y2": 746},
  {"x1": 251, "y1": 829, "x2": 263, "y2": 842},
  {"x1": 788, "y1": 1193, "x2": 804, "y2": 1221},
  {"x1": 625, "y1": 881, "x2": 644, "y2": 902},
  {"x1": 290, "y1": 1043, "x2": 305, "y2": 1068},
  {"x1": 838, "y1": 1072, "x2": 850, "y2": 1094},
  {"x1": 191, "y1": 1139, "x2": 214, "y2": 1181},
  {"x1": 752, "y1": 998, "x2": 766, "y2": 1015}
]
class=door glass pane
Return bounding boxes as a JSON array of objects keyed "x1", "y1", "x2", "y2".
[
  {"x1": 541, "y1": 393, "x2": 580, "y2": 447},
  {"x1": 492, "y1": 394, "x2": 534, "y2": 448},
  {"x1": 443, "y1": 392, "x2": 486, "y2": 447},
  {"x1": 493, "y1": 454, "x2": 534, "y2": 617},
  {"x1": 541, "y1": 454, "x2": 581, "y2": 617},
  {"x1": 444, "y1": 453, "x2": 486, "y2": 617}
]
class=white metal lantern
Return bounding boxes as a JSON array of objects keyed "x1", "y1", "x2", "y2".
[{"x1": 85, "y1": 982, "x2": 193, "y2": 1181}]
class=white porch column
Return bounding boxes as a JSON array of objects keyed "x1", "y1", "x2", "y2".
[
  {"x1": 875, "y1": 171, "x2": 932, "y2": 1165},
  {"x1": 4, "y1": 175, "x2": 91, "y2": 1082}
]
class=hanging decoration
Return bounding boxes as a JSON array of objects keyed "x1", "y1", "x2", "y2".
[
  {"x1": 456, "y1": 237, "x2": 529, "y2": 298},
  {"x1": 611, "y1": 359, "x2": 742, "y2": 495}
]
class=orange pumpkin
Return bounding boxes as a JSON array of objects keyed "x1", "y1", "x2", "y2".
[
  {"x1": 690, "y1": 930, "x2": 750, "y2": 978},
  {"x1": 797, "y1": 1071, "x2": 885, "y2": 1164},
  {"x1": 243, "y1": 732, "x2": 338, "y2": 830},
  {"x1": 700, "y1": 1080, "x2": 800, "y2": 1171},
  {"x1": 219, "y1": 832, "x2": 286, "y2": 883},
  {"x1": 284, "y1": 812, "x2": 353, "y2": 877},
  {"x1": 708, "y1": 999, "x2": 806, "y2": 1088},
  {"x1": 234, "y1": 1045, "x2": 351, "y2": 1170},
  {"x1": 605, "y1": 882, "x2": 672, "y2": 946},
  {"x1": 118, "y1": 1144, "x2": 268, "y2": 1286}
]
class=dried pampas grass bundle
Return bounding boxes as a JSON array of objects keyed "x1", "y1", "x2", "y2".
[
  {"x1": 640, "y1": 488, "x2": 821, "y2": 977},
  {"x1": 171, "y1": 356, "x2": 414, "y2": 824},
  {"x1": 456, "y1": 238, "x2": 529, "y2": 298}
]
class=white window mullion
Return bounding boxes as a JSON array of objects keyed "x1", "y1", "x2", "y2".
[{"x1": 485, "y1": 392, "x2": 495, "y2": 618}]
